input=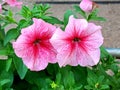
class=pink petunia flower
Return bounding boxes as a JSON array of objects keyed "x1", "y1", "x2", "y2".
[
  {"x1": 3, "y1": 0, "x2": 22, "y2": 8},
  {"x1": 79, "y1": 0, "x2": 93, "y2": 12},
  {"x1": 0, "y1": 4, "x2": 2, "y2": 13},
  {"x1": 50, "y1": 15, "x2": 103, "y2": 67},
  {"x1": 13, "y1": 18, "x2": 57, "y2": 71}
]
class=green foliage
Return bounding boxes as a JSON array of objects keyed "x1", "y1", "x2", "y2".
[
  {"x1": 0, "y1": 10, "x2": 17, "y2": 29},
  {"x1": 44, "y1": 16, "x2": 63, "y2": 25},
  {"x1": 31, "y1": 4, "x2": 51, "y2": 18},
  {"x1": 17, "y1": 19, "x2": 33, "y2": 30},
  {"x1": 20, "y1": 6, "x2": 32, "y2": 19},
  {"x1": 20, "y1": 4, "x2": 63, "y2": 25},
  {"x1": 87, "y1": 9, "x2": 106, "y2": 21},
  {"x1": 0, "y1": 60, "x2": 14, "y2": 89},
  {"x1": 73, "y1": 5, "x2": 87, "y2": 19},
  {"x1": 13, "y1": 55, "x2": 28, "y2": 79},
  {"x1": 4, "y1": 28, "x2": 19, "y2": 46},
  {"x1": 85, "y1": 68, "x2": 110, "y2": 90},
  {"x1": 0, "y1": 26, "x2": 5, "y2": 41},
  {"x1": 63, "y1": 10, "x2": 74, "y2": 28}
]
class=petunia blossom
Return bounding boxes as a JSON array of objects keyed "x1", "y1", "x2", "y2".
[
  {"x1": 79, "y1": 0, "x2": 93, "y2": 12},
  {"x1": 13, "y1": 18, "x2": 57, "y2": 71},
  {"x1": 50, "y1": 15, "x2": 103, "y2": 67},
  {"x1": 0, "y1": 4, "x2": 2, "y2": 13},
  {"x1": 3, "y1": 0, "x2": 22, "y2": 8}
]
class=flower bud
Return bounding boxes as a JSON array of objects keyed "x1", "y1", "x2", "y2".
[{"x1": 80, "y1": 0, "x2": 98, "y2": 13}]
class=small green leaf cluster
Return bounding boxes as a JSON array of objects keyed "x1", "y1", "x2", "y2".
[
  {"x1": 74, "y1": 5, "x2": 106, "y2": 21},
  {"x1": 20, "y1": 4, "x2": 63, "y2": 25}
]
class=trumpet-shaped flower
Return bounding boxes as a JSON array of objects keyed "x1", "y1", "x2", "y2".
[
  {"x1": 13, "y1": 18, "x2": 57, "y2": 71},
  {"x1": 50, "y1": 15, "x2": 103, "y2": 67},
  {"x1": 80, "y1": 0, "x2": 93, "y2": 12},
  {"x1": 3, "y1": 0, "x2": 22, "y2": 8}
]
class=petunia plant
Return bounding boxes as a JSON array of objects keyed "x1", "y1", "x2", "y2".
[{"x1": 0, "y1": 0, "x2": 120, "y2": 90}]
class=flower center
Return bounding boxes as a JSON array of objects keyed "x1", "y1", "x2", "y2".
[
  {"x1": 33, "y1": 39, "x2": 41, "y2": 45},
  {"x1": 73, "y1": 37, "x2": 80, "y2": 42}
]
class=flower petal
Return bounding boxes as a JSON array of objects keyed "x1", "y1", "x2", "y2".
[
  {"x1": 50, "y1": 28, "x2": 70, "y2": 51},
  {"x1": 51, "y1": 16, "x2": 103, "y2": 67},
  {"x1": 13, "y1": 18, "x2": 57, "y2": 71},
  {"x1": 65, "y1": 15, "x2": 88, "y2": 36},
  {"x1": 22, "y1": 46, "x2": 56, "y2": 71},
  {"x1": 77, "y1": 45, "x2": 100, "y2": 66},
  {"x1": 56, "y1": 43, "x2": 100, "y2": 67},
  {"x1": 81, "y1": 23, "x2": 103, "y2": 50},
  {"x1": 5, "y1": 0, "x2": 22, "y2": 8},
  {"x1": 0, "y1": 4, "x2": 2, "y2": 13}
]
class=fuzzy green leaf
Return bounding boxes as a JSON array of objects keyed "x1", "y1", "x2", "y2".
[
  {"x1": 4, "y1": 28, "x2": 19, "y2": 46},
  {"x1": 90, "y1": 16, "x2": 106, "y2": 21},
  {"x1": 6, "y1": 58, "x2": 12, "y2": 72},
  {"x1": 74, "y1": 5, "x2": 87, "y2": 19},
  {"x1": 20, "y1": 6, "x2": 32, "y2": 19},
  {"x1": 64, "y1": 10, "x2": 74, "y2": 28},
  {"x1": 0, "y1": 79, "x2": 11, "y2": 86},
  {"x1": 0, "y1": 48, "x2": 9, "y2": 55},
  {"x1": 0, "y1": 71, "x2": 13, "y2": 88},
  {"x1": 13, "y1": 56, "x2": 28, "y2": 79},
  {"x1": 45, "y1": 16, "x2": 63, "y2": 25},
  {"x1": 17, "y1": 19, "x2": 32, "y2": 30}
]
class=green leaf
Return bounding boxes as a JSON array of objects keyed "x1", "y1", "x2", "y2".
[
  {"x1": 91, "y1": 9, "x2": 98, "y2": 16},
  {"x1": 0, "y1": 60, "x2": 7, "y2": 72},
  {"x1": 74, "y1": 5, "x2": 87, "y2": 19},
  {"x1": 0, "y1": 79, "x2": 11, "y2": 86},
  {"x1": 13, "y1": 56, "x2": 28, "y2": 79},
  {"x1": 0, "y1": 48, "x2": 9, "y2": 55},
  {"x1": 6, "y1": 58, "x2": 12, "y2": 72},
  {"x1": 72, "y1": 66, "x2": 87, "y2": 85},
  {"x1": 0, "y1": 26, "x2": 5, "y2": 41},
  {"x1": 84, "y1": 85, "x2": 93, "y2": 90},
  {"x1": 56, "y1": 73, "x2": 61, "y2": 84},
  {"x1": 87, "y1": 68, "x2": 97, "y2": 86},
  {"x1": 0, "y1": 86, "x2": 2, "y2": 90},
  {"x1": 100, "y1": 46, "x2": 110, "y2": 59},
  {"x1": 64, "y1": 10, "x2": 74, "y2": 28},
  {"x1": 66, "y1": 71, "x2": 75, "y2": 88},
  {"x1": 110, "y1": 64, "x2": 119, "y2": 74},
  {"x1": 42, "y1": 4, "x2": 50, "y2": 12},
  {"x1": 20, "y1": 6, "x2": 32, "y2": 19},
  {"x1": 4, "y1": 16, "x2": 17, "y2": 24},
  {"x1": 100, "y1": 85, "x2": 109, "y2": 89},
  {"x1": 17, "y1": 19, "x2": 32, "y2": 30},
  {"x1": 8, "y1": 10, "x2": 13, "y2": 17},
  {"x1": 98, "y1": 76, "x2": 104, "y2": 83},
  {"x1": 40, "y1": 15, "x2": 52, "y2": 21},
  {"x1": 89, "y1": 16, "x2": 106, "y2": 21},
  {"x1": 32, "y1": 4, "x2": 50, "y2": 18},
  {"x1": 0, "y1": 71, "x2": 13, "y2": 88},
  {"x1": 74, "y1": 85, "x2": 83, "y2": 90},
  {"x1": 25, "y1": 71, "x2": 51, "y2": 89},
  {"x1": 4, "y1": 28, "x2": 19, "y2": 46},
  {"x1": 87, "y1": 9, "x2": 106, "y2": 21},
  {"x1": 0, "y1": 58, "x2": 13, "y2": 72},
  {"x1": 44, "y1": 16, "x2": 63, "y2": 25},
  {"x1": 62, "y1": 70, "x2": 75, "y2": 88}
]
